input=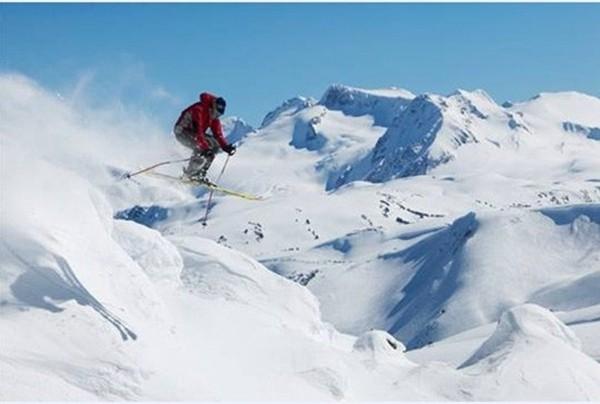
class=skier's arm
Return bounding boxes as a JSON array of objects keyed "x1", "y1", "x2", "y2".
[{"x1": 210, "y1": 119, "x2": 229, "y2": 149}]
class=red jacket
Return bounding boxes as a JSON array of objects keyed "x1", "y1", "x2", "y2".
[{"x1": 176, "y1": 92, "x2": 228, "y2": 150}]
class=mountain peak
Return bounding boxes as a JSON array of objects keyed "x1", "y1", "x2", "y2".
[
  {"x1": 260, "y1": 96, "x2": 317, "y2": 128},
  {"x1": 221, "y1": 116, "x2": 256, "y2": 144},
  {"x1": 513, "y1": 91, "x2": 600, "y2": 128},
  {"x1": 450, "y1": 88, "x2": 494, "y2": 100},
  {"x1": 319, "y1": 84, "x2": 415, "y2": 126},
  {"x1": 327, "y1": 86, "x2": 546, "y2": 189},
  {"x1": 328, "y1": 94, "x2": 447, "y2": 188},
  {"x1": 523, "y1": 91, "x2": 600, "y2": 108},
  {"x1": 446, "y1": 89, "x2": 500, "y2": 114},
  {"x1": 530, "y1": 90, "x2": 598, "y2": 101},
  {"x1": 321, "y1": 83, "x2": 415, "y2": 102}
]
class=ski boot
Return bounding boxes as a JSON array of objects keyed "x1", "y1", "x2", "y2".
[{"x1": 182, "y1": 167, "x2": 215, "y2": 186}]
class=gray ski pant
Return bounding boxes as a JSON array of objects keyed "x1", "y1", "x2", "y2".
[{"x1": 174, "y1": 126, "x2": 221, "y2": 177}]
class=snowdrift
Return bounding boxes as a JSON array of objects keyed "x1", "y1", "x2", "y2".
[{"x1": 459, "y1": 304, "x2": 600, "y2": 400}]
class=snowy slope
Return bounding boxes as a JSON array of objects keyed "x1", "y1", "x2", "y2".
[
  {"x1": 0, "y1": 129, "x2": 454, "y2": 400},
  {"x1": 2, "y1": 73, "x2": 600, "y2": 400},
  {"x1": 265, "y1": 206, "x2": 600, "y2": 349}
]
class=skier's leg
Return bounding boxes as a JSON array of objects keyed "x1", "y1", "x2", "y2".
[
  {"x1": 184, "y1": 148, "x2": 209, "y2": 179},
  {"x1": 174, "y1": 126, "x2": 197, "y2": 150},
  {"x1": 195, "y1": 136, "x2": 220, "y2": 179},
  {"x1": 175, "y1": 126, "x2": 207, "y2": 179}
]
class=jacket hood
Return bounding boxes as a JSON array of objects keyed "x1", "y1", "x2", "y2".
[{"x1": 200, "y1": 92, "x2": 217, "y2": 106}]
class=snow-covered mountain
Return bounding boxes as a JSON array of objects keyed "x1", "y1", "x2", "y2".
[
  {"x1": 330, "y1": 89, "x2": 600, "y2": 189},
  {"x1": 220, "y1": 116, "x2": 255, "y2": 145},
  {"x1": 319, "y1": 84, "x2": 415, "y2": 127},
  {"x1": 1, "y1": 74, "x2": 600, "y2": 400}
]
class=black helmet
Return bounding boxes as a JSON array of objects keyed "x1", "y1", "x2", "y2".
[{"x1": 215, "y1": 97, "x2": 226, "y2": 115}]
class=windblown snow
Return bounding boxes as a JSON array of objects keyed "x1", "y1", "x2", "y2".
[{"x1": 1, "y1": 73, "x2": 600, "y2": 400}]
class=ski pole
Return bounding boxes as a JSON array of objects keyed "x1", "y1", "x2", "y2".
[
  {"x1": 201, "y1": 154, "x2": 231, "y2": 226},
  {"x1": 123, "y1": 157, "x2": 191, "y2": 179}
]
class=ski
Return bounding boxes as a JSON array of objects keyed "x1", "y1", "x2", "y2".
[{"x1": 144, "y1": 171, "x2": 263, "y2": 201}]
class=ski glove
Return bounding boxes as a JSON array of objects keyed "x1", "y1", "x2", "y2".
[
  {"x1": 223, "y1": 144, "x2": 237, "y2": 156},
  {"x1": 198, "y1": 148, "x2": 215, "y2": 158}
]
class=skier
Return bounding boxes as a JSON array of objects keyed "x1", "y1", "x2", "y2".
[{"x1": 174, "y1": 92, "x2": 236, "y2": 182}]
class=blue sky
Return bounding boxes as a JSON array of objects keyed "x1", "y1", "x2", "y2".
[{"x1": 2, "y1": 3, "x2": 599, "y2": 129}]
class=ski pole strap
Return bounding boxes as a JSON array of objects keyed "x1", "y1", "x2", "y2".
[{"x1": 125, "y1": 158, "x2": 191, "y2": 179}]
